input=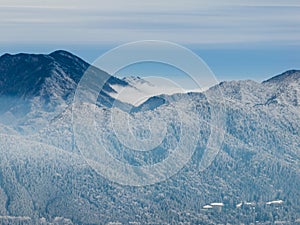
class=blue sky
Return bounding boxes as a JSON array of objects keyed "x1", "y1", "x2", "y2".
[{"x1": 1, "y1": 0, "x2": 300, "y2": 82}]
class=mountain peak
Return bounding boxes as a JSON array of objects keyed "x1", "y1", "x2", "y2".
[
  {"x1": 263, "y1": 69, "x2": 300, "y2": 84},
  {"x1": 0, "y1": 53, "x2": 12, "y2": 59},
  {"x1": 50, "y1": 49, "x2": 74, "y2": 56},
  {"x1": 49, "y1": 50, "x2": 81, "y2": 61},
  {"x1": 0, "y1": 51, "x2": 126, "y2": 100}
]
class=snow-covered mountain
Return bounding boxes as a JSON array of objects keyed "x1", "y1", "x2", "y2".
[
  {"x1": 0, "y1": 50, "x2": 129, "y2": 133},
  {"x1": 0, "y1": 50, "x2": 129, "y2": 99},
  {"x1": 0, "y1": 51, "x2": 299, "y2": 224}
]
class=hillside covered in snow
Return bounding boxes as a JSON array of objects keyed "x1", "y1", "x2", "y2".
[{"x1": 0, "y1": 51, "x2": 299, "y2": 224}]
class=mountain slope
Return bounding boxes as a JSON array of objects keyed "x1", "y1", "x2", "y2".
[
  {"x1": 0, "y1": 51, "x2": 299, "y2": 224},
  {"x1": 28, "y1": 69, "x2": 300, "y2": 224},
  {"x1": 0, "y1": 50, "x2": 129, "y2": 133},
  {"x1": 0, "y1": 50, "x2": 128, "y2": 100}
]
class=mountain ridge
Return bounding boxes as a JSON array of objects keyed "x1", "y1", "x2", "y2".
[
  {"x1": 0, "y1": 50, "x2": 299, "y2": 102},
  {"x1": 263, "y1": 69, "x2": 300, "y2": 84},
  {"x1": 0, "y1": 51, "x2": 299, "y2": 224},
  {"x1": 0, "y1": 50, "x2": 128, "y2": 100}
]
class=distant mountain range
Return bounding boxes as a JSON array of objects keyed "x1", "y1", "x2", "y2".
[{"x1": 0, "y1": 51, "x2": 299, "y2": 224}]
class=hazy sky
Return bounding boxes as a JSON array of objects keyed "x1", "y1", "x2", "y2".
[{"x1": 1, "y1": 0, "x2": 300, "y2": 81}]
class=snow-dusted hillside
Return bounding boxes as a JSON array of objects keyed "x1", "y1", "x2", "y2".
[
  {"x1": 0, "y1": 51, "x2": 299, "y2": 224},
  {"x1": 0, "y1": 51, "x2": 129, "y2": 134}
]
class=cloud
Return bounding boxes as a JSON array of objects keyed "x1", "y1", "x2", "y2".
[{"x1": 0, "y1": 0, "x2": 299, "y2": 45}]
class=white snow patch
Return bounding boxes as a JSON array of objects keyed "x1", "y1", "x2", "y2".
[
  {"x1": 236, "y1": 202, "x2": 243, "y2": 208},
  {"x1": 266, "y1": 200, "x2": 284, "y2": 205},
  {"x1": 245, "y1": 202, "x2": 255, "y2": 206},
  {"x1": 210, "y1": 202, "x2": 224, "y2": 207},
  {"x1": 0, "y1": 216, "x2": 31, "y2": 221}
]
